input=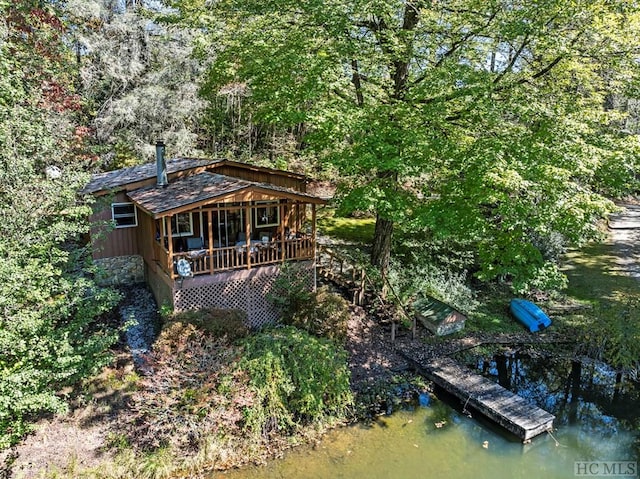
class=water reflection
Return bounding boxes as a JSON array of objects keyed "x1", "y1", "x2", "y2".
[
  {"x1": 217, "y1": 351, "x2": 639, "y2": 479},
  {"x1": 463, "y1": 350, "x2": 640, "y2": 432}
]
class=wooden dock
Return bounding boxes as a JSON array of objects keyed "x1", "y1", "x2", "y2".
[{"x1": 417, "y1": 357, "x2": 555, "y2": 442}]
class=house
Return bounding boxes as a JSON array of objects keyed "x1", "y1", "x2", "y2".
[{"x1": 82, "y1": 142, "x2": 327, "y2": 327}]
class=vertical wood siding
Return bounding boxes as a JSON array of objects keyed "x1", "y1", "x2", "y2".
[
  {"x1": 215, "y1": 165, "x2": 307, "y2": 192},
  {"x1": 90, "y1": 192, "x2": 140, "y2": 259}
]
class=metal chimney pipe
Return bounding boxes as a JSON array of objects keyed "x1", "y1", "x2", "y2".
[{"x1": 156, "y1": 140, "x2": 168, "y2": 187}]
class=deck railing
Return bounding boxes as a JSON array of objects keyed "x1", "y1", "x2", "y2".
[{"x1": 156, "y1": 236, "x2": 315, "y2": 278}]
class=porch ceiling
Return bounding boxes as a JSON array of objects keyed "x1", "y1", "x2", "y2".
[{"x1": 127, "y1": 172, "x2": 326, "y2": 217}]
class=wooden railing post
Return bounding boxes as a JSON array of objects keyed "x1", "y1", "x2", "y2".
[
  {"x1": 244, "y1": 204, "x2": 251, "y2": 269},
  {"x1": 166, "y1": 216, "x2": 174, "y2": 279},
  {"x1": 208, "y1": 209, "x2": 214, "y2": 273},
  {"x1": 311, "y1": 203, "x2": 317, "y2": 264},
  {"x1": 280, "y1": 203, "x2": 286, "y2": 262},
  {"x1": 358, "y1": 269, "x2": 366, "y2": 306}
]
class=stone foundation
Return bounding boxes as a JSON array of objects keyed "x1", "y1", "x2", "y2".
[{"x1": 94, "y1": 255, "x2": 144, "y2": 285}]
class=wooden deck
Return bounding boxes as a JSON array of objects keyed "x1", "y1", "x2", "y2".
[{"x1": 417, "y1": 357, "x2": 555, "y2": 442}]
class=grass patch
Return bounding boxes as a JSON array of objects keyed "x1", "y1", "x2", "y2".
[
  {"x1": 460, "y1": 237, "x2": 639, "y2": 338},
  {"x1": 561, "y1": 241, "x2": 639, "y2": 324},
  {"x1": 562, "y1": 242, "x2": 638, "y2": 302},
  {"x1": 317, "y1": 208, "x2": 375, "y2": 243},
  {"x1": 466, "y1": 286, "x2": 523, "y2": 334},
  {"x1": 559, "y1": 242, "x2": 640, "y2": 367}
]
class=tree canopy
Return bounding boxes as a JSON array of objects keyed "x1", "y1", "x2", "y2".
[
  {"x1": 72, "y1": 0, "x2": 207, "y2": 164},
  {"x1": 0, "y1": 1, "x2": 120, "y2": 447},
  {"x1": 171, "y1": 0, "x2": 640, "y2": 288}
]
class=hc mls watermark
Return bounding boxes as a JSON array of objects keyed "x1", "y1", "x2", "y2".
[{"x1": 575, "y1": 462, "x2": 638, "y2": 477}]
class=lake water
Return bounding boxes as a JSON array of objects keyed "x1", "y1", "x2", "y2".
[{"x1": 216, "y1": 351, "x2": 639, "y2": 479}]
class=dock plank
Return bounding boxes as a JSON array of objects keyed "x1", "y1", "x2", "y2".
[{"x1": 420, "y1": 357, "x2": 555, "y2": 442}]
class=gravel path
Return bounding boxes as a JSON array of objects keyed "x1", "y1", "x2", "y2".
[
  {"x1": 120, "y1": 285, "x2": 159, "y2": 374},
  {"x1": 608, "y1": 204, "x2": 640, "y2": 280}
]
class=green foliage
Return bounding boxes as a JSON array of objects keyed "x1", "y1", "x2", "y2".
[
  {"x1": 387, "y1": 258, "x2": 478, "y2": 315},
  {"x1": 268, "y1": 265, "x2": 350, "y2": 342},
  {"x1": 105, "y1": 432, "x2": 131, "y2": 452},
  {"x1": 510, "y1": 261, "x2": 568, "y2": 295},
  {"x1": 593, "y1": 135, "x2": 640, "y2": 197},
  {"x1": 238, "y1": 327, "x2": 353, "y2": 439},
  {"x1": 267, "y1": 262, "x2": 314, "y2": 323},
  {"x1": 353, "y1": 373, "x2": 430, "y2": 419},
  {"x1": 289, "y1": 287, "x2": 351, "y2": 343},
  {"x1": 0, "y1": 253, "x2": 121, "y2": 449},
  {"x1": 592, "y1": 295, "x2": 640, "y2": 372},
  {"x1": 174, "y1": 0, "x2": 640, "y2": 286},
  {"x1": 0, "y1": 1, "x2": 120, "y2": 448}
]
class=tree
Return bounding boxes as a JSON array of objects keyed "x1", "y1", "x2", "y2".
[
  {"x1": 72, "y1": 0, "x2": 206, "y2": 166},
  {"x1": 0, "y1": 1, "x2": 119, "y2": 448},
  {"x1": 172, "y1": 0, "x2": 640, "y2": 287}
]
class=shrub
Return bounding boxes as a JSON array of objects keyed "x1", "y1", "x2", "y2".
[
  {"x1": 387, "y1": 259, "x2": 478, "y2": 315},
  {"x1": 238, "y1": 326, "x2": 353, "y2": 439},
  {"x1": 168, "y1": 308, "x2": 249, "y2": 341},
  {"x1": 511, "y1": 261, "x2": 568, "y2": 295},
  {"x1": 0, "y1": 274, "x2": 120, "y2": 449},
  {"x1": 269, "y1": 264, "x2": 350, "y2": 342},
  {"x1": 290, "y1": 287, "x2": 351, "y2": 343},
  {"x1": 267, "y1": 263, "x2": 313, "y2": 322}
]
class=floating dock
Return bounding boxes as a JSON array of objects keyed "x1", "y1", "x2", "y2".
[{"x1": 418, "y1": 357, "x2": 555, "y2": 442}]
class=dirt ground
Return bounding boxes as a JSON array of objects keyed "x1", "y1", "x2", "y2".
[
  {"x1": 1, "y1": 358, "x2": 135, "y2": 478},
  {"x1": 4, "y1": 203, "x2": 639, "y2": 478}
]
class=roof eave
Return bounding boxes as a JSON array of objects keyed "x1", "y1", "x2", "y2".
[{"x1": 131, "y1": 184, "x2": 327, "y2": 219}]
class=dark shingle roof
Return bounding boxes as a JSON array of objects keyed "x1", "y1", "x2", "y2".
[
  {"x1": 81, "y1": 158, "x2": 221, "y2": 194},
  {"x1": 127, "y1": 172, "x2": 324, "y2": 216}
]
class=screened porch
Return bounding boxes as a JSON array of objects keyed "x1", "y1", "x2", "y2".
[{"x1": 150, "y1": 200, "x2": 318, "y2": 279}]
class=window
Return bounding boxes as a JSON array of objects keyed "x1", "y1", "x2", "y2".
[
  {"x1": 255, "y1": 202, "x2": 280, "y2": 228},
  {"x1": 167, "y1": 212, "x2": 193, "y2": 237},
  {"x1": 112, "y1": 203, "x2": 137, "y2": 228}
]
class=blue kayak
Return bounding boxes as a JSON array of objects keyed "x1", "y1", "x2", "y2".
[{"x1": 509, "y1": 299, "x2": 552, "y2": 333}]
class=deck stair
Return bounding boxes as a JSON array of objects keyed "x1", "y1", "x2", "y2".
[{"x1": 316, "y1": 245, "x2": 368, "y2": 305}]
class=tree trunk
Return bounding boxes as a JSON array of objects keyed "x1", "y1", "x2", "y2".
[
  {"x1": 371, "y1": 213, "x2": 393, "y2": 275},
  {"x1": 566, "y1": 359, "x2": 582, "y2": 424}
]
